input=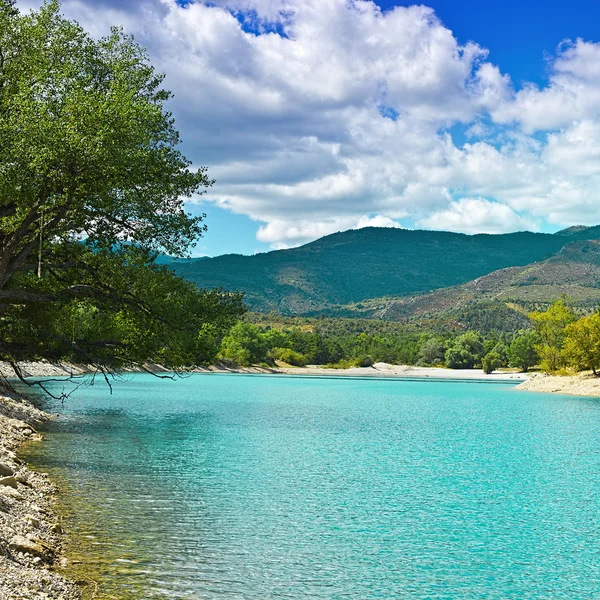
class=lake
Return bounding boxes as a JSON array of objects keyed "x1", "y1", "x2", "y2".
[{"x1": 23, "y1": 373, "x2": 600, "y2": 598}]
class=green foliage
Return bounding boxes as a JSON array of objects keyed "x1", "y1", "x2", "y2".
[
  {"x1": 444, "y1": 332, "x2": 484, "y2": 369},
  {"x1": 563, "y1": 313, "x2": 600, "y2": 376},
  {"x1": 508, "y1": 331, "x2": 540, "y2": 372},
  {"x1": 270, "y1": 347, "x2": 308, "y2": 367},
  {"x1": 529, "y1": 300, "x2": 576, "y2": 372},
  {"x1": 219, "y1": 323, "x2": 269, "y2": 366},
  {"x1": 417, "y1": 337, "x2": 445, "y2": 366},
  {"x1": 0, "y1": 1, "x2": 245, "y2": 373},
  {"x1": 355, "y1": 355, "x2": 374, "y2": 368},
  {"x1": 481, "y1": 351, "x2": 503, "y2": 374}
]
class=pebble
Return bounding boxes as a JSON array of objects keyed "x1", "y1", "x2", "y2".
[
  {"x1": 8, "y1": 535, "x2": 47, "y2": 559},
  {"x1": 25, "y1": 514, "x2": 41, "y2": 528}
]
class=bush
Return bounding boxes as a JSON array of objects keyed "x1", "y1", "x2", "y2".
[
  {"x1": 481, "y1": 351, "x2": 503, "y2": 374},
  {"x1": 219, "y1": 322, "x2": 268, "y2": 366},
  {"x1": 355, "y1": 355, "x2": 374, "y2": 368},
  {"x1": 445, "y1": 347, "x2": 477, "y2": 369},
  {"x1": 271, "y1": 347, "x2": 308, "y2": 366},
  {"x1": 444, "y1": 331, "x2": 485, "y2": 369}
]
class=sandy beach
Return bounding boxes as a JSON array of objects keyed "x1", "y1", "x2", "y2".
[{"x1": 517, "y1": 373, "x2": 600, "y2": 397}]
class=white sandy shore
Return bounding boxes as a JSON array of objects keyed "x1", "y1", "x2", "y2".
[
  {"x1": 517, "y1": 373, "x2": 600, "y2": 397},
  {"x1": 0, "y1": 359, "x2": 529, "y2": 381},
  {"x1": 271, "y1": 362, "x2": 529, "y2": 382},
  {"x1": 7, "y1": 360, "x2": 600, "y2": 397}
]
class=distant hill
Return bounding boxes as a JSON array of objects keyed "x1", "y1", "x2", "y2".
[
  {"x1": 169, "y1": 226, "x2": 600, "y2": 315},
  {"x1": 321, "y1": 239, "x2": 600, "y2": 323}
]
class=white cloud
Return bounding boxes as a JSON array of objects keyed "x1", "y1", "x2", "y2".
[
  {"x1": 418, "y1": 198, "x2": 538, "y2": 234},
  {"x1": 16, "y1": 0, "x2": 600, "y2": 248},
  {"x1": 491, "y1": 39, "x2": 600, "y2": 132},
  {"x1": 256, "y1": 214, "x2": 402, "y2": 248}
]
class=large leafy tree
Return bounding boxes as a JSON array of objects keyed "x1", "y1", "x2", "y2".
[
  {"x1": 563, "y1": 312, "x2": 600, "y2": 376},
  {"x1": 0, "y1": 0, "x2": 244, "y2": 383},
  {"x1": 529, "y1": 300, "x2": 575, "y2": 372}
]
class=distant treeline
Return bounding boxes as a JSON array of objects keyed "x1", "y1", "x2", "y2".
[{"x1": 211, "y1": 300, "x2": 600, "y2": 375}]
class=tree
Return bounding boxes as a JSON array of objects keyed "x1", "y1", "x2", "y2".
[
  {"x1": 481, "y1": 351, "x2": 503, "y2": 374},
  {"x1": 219, "y1": 323, "x2": 269, "y2": 366},
  {"x1": 444, "y1": 331, "x2": 484, "y2": 369},
  {"x1": 508, "y1": 331, "x2": 540, "y2": 372},
  {"x1": 417, "y1": 337, "x2": 445, "y2": 366},
  {"x1": 563, "y1": 313, "x2": 600, "y2": 376},
  {"x1": 529, "y1": 300, "x2": 575, "y2": 372},
  {"x1": 0, "y1": 1, "x2": 246, "y2": 381}
]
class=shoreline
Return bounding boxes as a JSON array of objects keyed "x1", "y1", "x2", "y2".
[
  {"x1": 516, "y1": 373, "x2": 600, "y2": 397},
  {"x1": 5, "y1": 361, "x2": 600, "y2": 398},
  {"x1": 0, "y1": 360, "x2": 530, "y2": 382},
  {"x1": 0, "y1": 391, "x2": 80, "y2": 599}
]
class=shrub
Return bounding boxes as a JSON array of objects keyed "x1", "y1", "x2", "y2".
[
  {"x1": 481, "y1": 351, "x2": 503, "y2": 374},
  {"x1": 271, "y1": 347, "x2": 308, "y2": 367}
]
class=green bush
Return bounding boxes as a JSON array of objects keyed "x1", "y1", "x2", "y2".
[
  {"x1": 355, "y1": 355, "x2": 374, "y2": 368},
  {"x1": 219, "y1": 322, "x2": 269, "y2": 366},
  {"x1": 271, "y1": 347, "x2": 308, "y2": 366},
  {"x1": 481, "y1": 351, "x2": 503, "y2": 374}
]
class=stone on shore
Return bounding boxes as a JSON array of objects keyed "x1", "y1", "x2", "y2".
[
  {"x1": 8, "y1": 535, "x2": 47, "y2": 558},
  {"x1": 25, "y1": 514, "x2": 41, "y2": 528},
  {"x1": 0, "y1": 462, "x2": 14, "y2": 476},
  {"x1": 0, "y1": 475, "x2": 18, "y2": 488}
]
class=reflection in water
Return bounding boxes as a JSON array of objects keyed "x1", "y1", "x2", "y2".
[{"x1": 22, "y1": 374, "x2": 600, "y2": 598}]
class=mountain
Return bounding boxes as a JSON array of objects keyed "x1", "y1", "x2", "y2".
[
  {"x1": 318, "y1": 239, "x2": 600, "y2": 323},
  {"x1": 169, "y1": 226, "x2": 600, "y2": 315}
]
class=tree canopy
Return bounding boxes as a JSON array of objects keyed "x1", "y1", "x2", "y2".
[{"x1": 0, "y1": 0, "x2": 244, "y2": 382}]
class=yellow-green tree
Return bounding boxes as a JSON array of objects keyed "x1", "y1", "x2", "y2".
[
  {"x1": 529, "y1": 300, "x2": 575, "y2": 372},
  {"x1": 563, "y1": 313, "x2": 600, "y2": 376}
]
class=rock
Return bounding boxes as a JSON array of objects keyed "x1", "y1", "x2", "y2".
[
  {"x1": 21, "y1": 428, "x2": 32, "y2": 436},
  {"x1": 0, "y1": 476, "x2": 18, "y2": 489},
  {"x1": 8, "y1": 535, "x2": 46, "y2": 558},
  {"x1": 57, "y1": 557, "x2": 69, "y2": 568},
  {"x1": 0, "y1": 462, "x2": 14, "y2": 476},
  {"x1": 0, "y1": 486, "x2": 23, "y2": 501},
  {"x1": 25, "y1": 514, "x2": 41, "y2": 528},
  {"x1": 15, "y1": 472, "x2": 30, "y2": 485},
  {"x1": 50, "y1": 522, "x2": 63, "y2": 534}
]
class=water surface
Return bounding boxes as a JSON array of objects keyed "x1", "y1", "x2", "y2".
[{"x1": 23, "y1": 374, "x2": 600, "y2": 598}]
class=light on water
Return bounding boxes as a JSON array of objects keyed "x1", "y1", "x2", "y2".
[{"x1": 23, "y1": 374, "x2": 600, "y2": 598}]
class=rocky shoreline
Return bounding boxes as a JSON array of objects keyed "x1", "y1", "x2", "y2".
[{"x1": 0, "y1": 391, "x2": 80, "y2": 600}]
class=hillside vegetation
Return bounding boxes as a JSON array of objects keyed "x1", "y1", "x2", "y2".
[
  {"x1": 327, "y1": 239, "x2": 600, "y2": 321},
  {"x1": 172, "y1": 226, "x2": 600, "y2": 315}
]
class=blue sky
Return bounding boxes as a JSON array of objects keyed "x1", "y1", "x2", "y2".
[
  {"x1": 381, "y1": 0, "x2": 600, "y2": 85},
  {"x1": 18, "y1": 0, "x2": 600, "y2": 256}
]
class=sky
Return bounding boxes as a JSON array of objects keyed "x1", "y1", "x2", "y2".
[{"x1": 16, "y1": 0, "x2": 600, "y2": 256}]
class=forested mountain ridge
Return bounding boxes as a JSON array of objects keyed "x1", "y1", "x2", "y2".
[
  {"x1": 171, "y1": 227, "x2": 600, "y2": 314},
  {"x1": 315, "y1": 239, "x2": 600, "y2": 322}
]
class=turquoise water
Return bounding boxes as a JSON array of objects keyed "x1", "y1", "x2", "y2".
[{"x1": 24, "y1": 373, "x2": 600, "y2": 598}]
